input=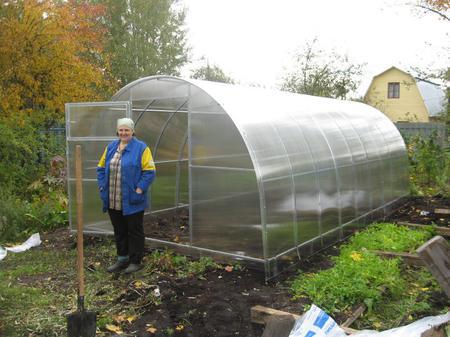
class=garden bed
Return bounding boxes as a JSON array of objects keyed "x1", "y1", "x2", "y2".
[{"x1": 1, "y1": 196, "x2": 449, "y2": 337}]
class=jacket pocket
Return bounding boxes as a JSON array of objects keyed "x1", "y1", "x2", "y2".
[
  {"x1": 99, "y1": 187, "x2": 108, "y2": 203},
  {"x1": 129, "y1": 189, "x2": 145, "y2": 204}
]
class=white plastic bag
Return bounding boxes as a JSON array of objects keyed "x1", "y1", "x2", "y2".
[
  {"x1": 289, "y1": 304, "x2": 347, "y2": 337},
  {"x1": 0, "y1": 233, "x2": 41, "y2": 261}
]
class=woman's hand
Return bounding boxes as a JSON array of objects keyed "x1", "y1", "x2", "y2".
[{"x1": 135, "y1": 187, "x2": 143, "y2": 194}]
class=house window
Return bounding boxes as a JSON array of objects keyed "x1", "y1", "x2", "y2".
[{"x1": 388, "y1": 82, "x2": 400, "y2": 98}]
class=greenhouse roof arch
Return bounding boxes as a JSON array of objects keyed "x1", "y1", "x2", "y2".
[{"x1": 66, "y1": 75, "x2": 409, "y2": 278}]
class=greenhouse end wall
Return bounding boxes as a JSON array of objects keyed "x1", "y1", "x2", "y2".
[{"x1": 66, "y1": 76, "x2": 409, "y2": 279}]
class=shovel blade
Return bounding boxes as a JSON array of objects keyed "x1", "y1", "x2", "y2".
[{"x1": 67, "y1": 310, "x2": 96, "y2": 337}]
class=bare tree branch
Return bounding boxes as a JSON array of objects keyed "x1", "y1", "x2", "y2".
[{"x1": 416, "y1": 4, "x2": 450, "y2": 20}]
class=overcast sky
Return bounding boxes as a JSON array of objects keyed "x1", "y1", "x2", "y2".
[{"x1": 181, "y1": 0, "x2": 449, "y2": 97}]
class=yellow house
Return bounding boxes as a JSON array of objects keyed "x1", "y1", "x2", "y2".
[{"x1": 364, "y1": 67, "x2": 429, "y2": 122}]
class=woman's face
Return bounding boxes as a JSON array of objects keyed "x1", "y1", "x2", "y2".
[{"x1": 117, "y1": 126, "x2": 133, "y2": 143}]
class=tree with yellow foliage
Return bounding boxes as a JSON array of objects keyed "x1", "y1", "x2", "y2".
[{"x1": 0, "y1": 0, "x2": 115, "y2": 115}]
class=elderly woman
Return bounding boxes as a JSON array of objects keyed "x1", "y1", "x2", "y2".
[{"x1": 97, "y1": 118, "x2": 156, "y2": 274}]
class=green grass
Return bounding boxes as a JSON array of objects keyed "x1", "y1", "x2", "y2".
[
  {"x1": 290, "y1": 223, "x2": 443, "y2": 329},
  {"x1": 0, "y1": 238, "x2": 220, "y2": 337}
]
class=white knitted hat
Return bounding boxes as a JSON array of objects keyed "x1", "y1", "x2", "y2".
[{"x1": 117, "y1": 118, "x2": 134, "y2": 130}]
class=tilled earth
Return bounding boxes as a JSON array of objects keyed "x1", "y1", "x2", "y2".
[{"x1": 44, "y1": 196, "x2": 449, "y2": 337}]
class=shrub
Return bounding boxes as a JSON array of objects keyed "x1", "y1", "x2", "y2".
[
  {"x1": 406, "y1": 134, "x2": 450, "y2": 196},
  {"x1": 0, "y1": 112, "x2": 67, "y2": 242}
]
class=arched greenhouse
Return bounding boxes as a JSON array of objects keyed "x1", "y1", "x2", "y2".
[{"x1": 65, "y1": 76, "x2": 409, "y2": 278}]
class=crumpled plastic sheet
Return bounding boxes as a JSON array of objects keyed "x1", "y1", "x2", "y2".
[
  {"x1": 289, "y1": 304, "x2": 450, "y2": 337},
  {"x1": 0, "y1": 233, "x2": 41, "y2": 261},
  {"x1": 352, "y1": 312, "x2": 450, "y2": 337}
]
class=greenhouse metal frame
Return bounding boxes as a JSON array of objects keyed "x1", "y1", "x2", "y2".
[{"x1": 66, "y1": 76, "x2": 409, "y2": 278}]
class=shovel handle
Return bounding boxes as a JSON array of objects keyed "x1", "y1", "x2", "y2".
[{"x1": 75, "y1": 145, "x2": 85, "y2": 298}]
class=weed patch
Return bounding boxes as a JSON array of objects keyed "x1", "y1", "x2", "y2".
[{"x1": 290, "y1": 223, "x2": 441, "y2": 328}]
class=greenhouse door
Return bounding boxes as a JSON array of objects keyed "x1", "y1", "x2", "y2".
[{"x1": 65, "y1": 101, "x2": 131, "y2": 233}]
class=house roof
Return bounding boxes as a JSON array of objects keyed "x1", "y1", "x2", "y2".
[
  {"x1": 365, "y1": 66, "x2": 446, "y2": 117},
  {"x1": 416, "y1": 79, "x2": 446, "y2": 117}
]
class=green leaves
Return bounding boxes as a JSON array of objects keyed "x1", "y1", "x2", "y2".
[
  {"x1": 191, "y1": 63, "x2": 235, "y2": 84},
  {"x1": 290, "y1": 223, "x2": 432, "y2": 317},
  {"x1": 292, "y1": 250, "x2": 404, "y2": 313},
  {"x1": 281, "y1": 39, "x2": 364, "y2": 100},
  {"x1": 102, "y1": 0, "x2": 189, "y2": 86},
  {"x1": 346, "y1": 223, "x2": 432, "y2": 253},
  {"x1": 406, "y1": 134, "x2": 450, "y2": 196}
]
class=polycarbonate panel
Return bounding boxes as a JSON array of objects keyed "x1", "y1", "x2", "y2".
[
  {"x1": 151, "y1": 162, "x2": 177, "y2": 210},
  {"x1": 190, "y1": 166, "x2": 262, "y2": 257},
  {"x1": 316, "y1": 169, "x2": 340, "y2": 234},
  {"x1": 189, "y1": 85, "x2": 224, "y2": 113},
  {"x1": 243, "y1": 123, "x2": 292, "y2": 181},
  {"x1": 128, "y1": 78, "x2": 189, "y2": 110},
  {"x1": 294, "y1": 173, "x2": 320, "y2": 244},
  {"x1": 297, "y1": 115, "x2": 335, "y2": 171},
  {"x1": 67, "y1": 102, "x2": 128, "y2": 138},
  {"x1": 353, "y1": 162, "x2": 372, "y2": 216},
  {"x1": 275, "y1": 121, "x2": 315, "y2": 175},
  {"x1": 153, "y1": 112, "x2": 188, "y2": 161},
  {"x1": 177, "y1": 160, "x2": 189, "y2": 205},
  {"x1": 263, "y1": 177, "x2": 295, "y2": 257},
  {"x1": 337, "y1": 166, "x2": 358, "y2": 224},
  {"x1": 69, "y1": 180, "x2": 110, "y2": 231},
  {"x1": 67, "y1": 141, "x2": 110, "y2": 180},
  {"x1": 392, "y1": 155, "x2": 410, "y2": 196},
  {"x1": 132, "y1": 111, "x2": 171, "y2": 152},
  {"x1": 190, "y1": 112, "x2": 253, "y2": 168}
]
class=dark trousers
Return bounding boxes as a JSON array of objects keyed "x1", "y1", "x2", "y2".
[{"x1": 108, "y1": 209, "x2": 145, "y2": 264}]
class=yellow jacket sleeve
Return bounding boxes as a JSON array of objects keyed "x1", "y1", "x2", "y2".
[
  {"x1": 141, "y1": 147, "x2": 156, "y2": 171},
  {"x1": 98, "y1": 147, "x2": 107, "y2": 168}
]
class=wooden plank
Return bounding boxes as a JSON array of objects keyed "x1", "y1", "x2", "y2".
[
  {"x1": 261, "y1": 315, "x2": 295, "y2": 337},
  {"x1": 341, "y1": 304, "x2": 366, "y2": 328},
  {"x1": 416, "y1": 236, "x2": 450, "y2": 298},
  {"x1": 250, "y1": 305, "x2": 359, "y2": 335},
  {"x1": 251, "y1": 305, "x2": 300, "y2": 324},
  {"x1": 372, "y1": 250, "x2": 425, "y2": 266},
  {"x1": 434, "y1": 208, "x2": 450, "y2": 215},
  {"x1": 396, "y1": 222, "x2": 450, "y2": 237}
]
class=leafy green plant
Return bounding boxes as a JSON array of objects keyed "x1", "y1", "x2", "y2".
[
  {"x1": 406, "y1": 133, "x2": 450, "y2": 196},
  {"x1": 347, "y1": 223, "x2": 432, "y2": 253},
  {"x1": 291, "y1": 223, "x2": 433, "y2": 315},
  {"x1": 291, "y1": 250, "x2": 404, "y2": 313},
  {"x1": 146, "y1": 250, "x2": 219, "y2": 278}
]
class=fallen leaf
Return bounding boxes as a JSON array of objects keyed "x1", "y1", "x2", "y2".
[
  {"x1": 176, "y1": 324, "x2": 184, "y2": 331},
  {"x1": 113, "y1": 315, "x2": 126, "y2": 323},
  {"x1": 225, "y1": 265, "x2": 233, "y2": 272},
  {"x1": 373, "y1": 322, "x2": 382, "y2": 329},
  {"x1": 146, "y1": 327, "x2": 157, "y2": 333},
  {"x1": 126, "y1": 315, "x2": 137, "y2": 323},
  {"x1": 105, "y1": 324, "x2": 123, "y2": 334}
]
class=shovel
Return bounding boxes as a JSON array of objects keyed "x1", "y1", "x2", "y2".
[{"x1": 67, "y1": 145, "x2": 96, "y2": 337}]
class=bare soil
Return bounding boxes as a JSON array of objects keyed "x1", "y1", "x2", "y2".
[
  {"x1": 386, "y1": 195, "x2": 450, "y2": 227},
  {"x1": 42, "y1": 196, "x2": 450, "y2": 337}
]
